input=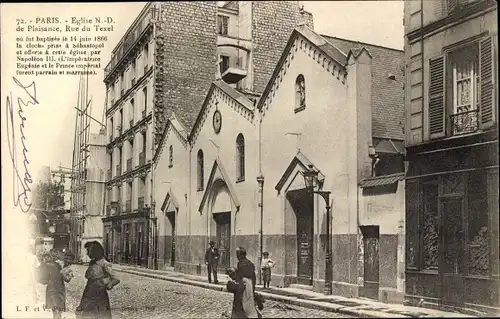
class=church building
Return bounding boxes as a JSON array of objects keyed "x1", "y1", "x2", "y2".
[{"x1": 154, "y1": 24, "x2": 406, "y2": 303}]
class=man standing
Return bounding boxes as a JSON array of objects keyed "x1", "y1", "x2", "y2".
[{"x1": 204, "y1": 240, "x2": 220, "y2": 284}]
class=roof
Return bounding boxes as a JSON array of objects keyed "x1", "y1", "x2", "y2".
[
  {"x1": 257, "y1": 25, "x2": 347, "y2": 111},
  {"x1": 359, "y1": 172, "x2": 405, "y2": 188},
  {"x1": 160, "y1": 189, "x2": 179, "y2": 212},
  {"x1": 321, "y1": 35, "x2": 405, "y2": 140}
]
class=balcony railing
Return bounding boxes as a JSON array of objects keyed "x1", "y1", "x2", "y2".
[
  {"x1": 450, "y1": 109, "x2": 479, "y2": 136},
  {"x1": 104, "y1": 6, "x2": 159, "y2": 78},
  {"x1": 127, "y1": 158, "x2": 132, "y2": 172},
  {"x1": 130, "y1": 119, "x2": 134, "y2": 128},
  {"x1": 132, "y1": 78, "x2": 137, "y2": 86},
  {"x1": 138, "y1": 197, "x2": 145, "y2": 211},
  {"x1": 116, "y1": 164, "x2": 122, "y2": 176},
  {"x1": 126, "y1": 200, "x2": 132, "y2": 213},
  {"x1": 142, "y1": 109, "x2": 147, "y2": 118},
  {"x1": 107, "y1": 169, "x2": 112, "y2": 181},
  {"x1": 139, "y1": 152, "x2": 145, "y2": 166}
]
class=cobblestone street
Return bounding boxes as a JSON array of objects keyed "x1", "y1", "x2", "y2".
[{"x1": 62, "y1": 265, "x2": 351, "y2": 318}]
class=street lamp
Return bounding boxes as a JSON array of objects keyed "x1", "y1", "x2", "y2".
[{"x1": 302, "y1": 164, "x2": 333, "y2": 295}]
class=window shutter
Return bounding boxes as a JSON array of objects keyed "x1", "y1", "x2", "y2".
[
  {"x1": 429, "y1": 55, "x2": 446, "y2": 138},
  {"x1": 406, "y1": 179, "x2": 420, "y2": 269},
  {"x1": 479, "y1": 36, "x2": 496, "y2": 129}
]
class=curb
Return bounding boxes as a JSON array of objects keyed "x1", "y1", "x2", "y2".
[{"x1": 116, "y1": 268, "x2": 405, "y2": 318}]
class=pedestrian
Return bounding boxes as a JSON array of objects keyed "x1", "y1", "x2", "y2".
[
  {"x1": 225, "y1": 267, "x2": 246, "y2": 318},
  {"x1": 235, "y1": 247, "x2": 259, "y2": 318},
  {"x1": 204, "y1": 240, "x2": 220, "y2": 284},
  {"x1": 37, "y1": 249, "x2": 73, "y2": 319},
  {"x1": 260, "y1": 252, "x2": 275, "y2": 289},
  {"x1": 76, "y1": 241, "x2": 120, "y2": 319}
]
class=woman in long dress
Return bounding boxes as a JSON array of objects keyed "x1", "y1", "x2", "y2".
[{"x1": 76, "y1": 241, "x2": 120, "y2": 319}]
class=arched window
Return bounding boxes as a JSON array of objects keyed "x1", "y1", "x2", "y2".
[
  {"x1": 169, "y1": 145, "x2": 173, "y2": 167},
  {"x1": 295, "y1": 74, "x2": 306, "y2": 111},
  {"x1": 197, "y1": 150, "x2": 204, "y2": 191},
  {"x1": 236, "y1": 134, "x2": 245, "y2": 181}
]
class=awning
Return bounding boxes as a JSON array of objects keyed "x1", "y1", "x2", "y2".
[
  {"x1": 359, "y1": 172, "x2": 405, "y2": 188},
  {"x1": 373, "y1": 138, "x2": 404, "y2": 154}
]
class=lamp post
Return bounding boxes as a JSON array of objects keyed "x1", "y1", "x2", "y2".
[{"x1": 303, "y1": 164, "x2": 332, "y2": 295}]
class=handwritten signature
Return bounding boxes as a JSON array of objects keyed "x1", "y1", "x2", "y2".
[{"x1": 6, "y1": 77, "x2": 39, "y2": 213}]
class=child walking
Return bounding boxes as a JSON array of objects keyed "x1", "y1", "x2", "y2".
[
  {"x1": 261, "y1": 252, "x2": 275, "y2": 288},
  {"x1": 38, "y1": 250, "x2": 74, "y2": 319}
]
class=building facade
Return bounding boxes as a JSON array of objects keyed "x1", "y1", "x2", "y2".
[
  {"x1": 403, "y1": 0, "x2": 498, "y2": 314},
  {"x1": 154, "y1": 24, "x2": 407, "y2": 303},
  {"x1": 103, "y1": 1, "x2": 311, "y2": 268}
]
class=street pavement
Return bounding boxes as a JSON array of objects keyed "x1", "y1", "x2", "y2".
[{"x1": 61, "y1": 265, "x2": 352, "y2": 318}]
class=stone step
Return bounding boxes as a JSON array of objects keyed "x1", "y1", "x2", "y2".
[{"x1": 289, "y1": 284, "x2": 314, "y2": 291}]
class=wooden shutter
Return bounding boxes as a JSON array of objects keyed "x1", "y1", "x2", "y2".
[
  {"x1": 429, "y1": 55, "x2": 446, "y2": 138},
  {"x1": 479, "y1": 36, "x2": 496, "y2": 129}
]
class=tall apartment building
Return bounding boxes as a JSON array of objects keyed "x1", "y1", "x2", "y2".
[
  {"x1": 403, "y1": 0, "x2": 498, "y2": 314},
  {"x1": 102, "y1": 1, "x2": 313, "y2": 267}
]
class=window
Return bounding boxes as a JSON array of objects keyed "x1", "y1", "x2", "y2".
[
  {"x1": 446, "y1": 0, "x2": 479, "y2": 14},
  {"x1": 130, "y1": 99, "x2": 135, "y2": 124},
  {"x1": 197, "y1": 150, "x2": 204, "y2": 191},
  {"x1": 217, "y1": 15, "x2": 229, "y2": 35},
  {"x1": 468, "y1": 170, "x2": 489, "y2": 276},
  {"x1": 422, "y1": 182, "x2": 439, "y2": 270},
  {"x1": 236, "y1": 134, "x2": 245, "y2": 181},
  {"x1": 220, "y1": 55, "x2": 230, "y2": 75},
  {"x1": 144, "y1": 43, "x2": 149, "y2": 64},
  {"x1": 132, "y1": 59, "x2": 136, "y2": 80},
  {"x1": 295, "y1": 75, "x2": 306, "y2": 112},
  {"x1": 143, "y1": 87, "x2": 148, "y2": 115},
  {"x1": 119, "y1": 109, "x2": 124, "y2": 130},
  {"x1": 120, "y1": 72, "x2": 125, "y2": 94},
  {"x1": 142, "y1": 133, "x2": 147, "y2": 154},
  {"x1": 169, "y1": 145, "x2": 173, "y2": 167},
  {"x1": 429, "y1": 36, "x2": 495, "y2": 138}
]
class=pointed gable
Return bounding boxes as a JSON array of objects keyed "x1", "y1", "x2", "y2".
[
  {"x1": 257, "y1": 25, "x2": 348, "y2": 114},
  {"x1": 153, "y1": 113, "x2": 188, "y2": 164},
  {"x1": 189, "y1": 79, "x2": 255, "y2": 144},
  {"x1": 275, "y1": 151, "x2": 325, "y2": 194},
  {"x1": 160, "y1": 189, "x2": 180, "y2": 213},
  {"x1": 198, "y1": 157, "x2": 241, "y2": 213}
]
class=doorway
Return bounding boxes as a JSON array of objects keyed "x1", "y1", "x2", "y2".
[
  {"x1": 124, "y1": 224, "x2": 130, "y2": 264},
  {"x1": 287, "y1": 189, "x2": 314, "y2": 286},
  {"x1": 360, "y1": 225, "x2": 380, "y2": 300},
  {"x1": 439, "y1": 196, "x2": 465, "y2": 307},
  {"x1": 214, "y1": 212, "x2": 231, "y2": 270},
  {"x1": 167, "y1": 211, "x2": 176, "y2": 267}
]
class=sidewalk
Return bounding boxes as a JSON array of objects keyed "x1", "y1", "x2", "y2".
[{"x1": 113, "y1": 264, "x2": 474, "y2": 318}]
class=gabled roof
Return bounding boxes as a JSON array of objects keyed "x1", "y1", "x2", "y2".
[
  {"x1": 189, "y1": 79, "x2": 254, "y2": 141},
  {"x1": 153, "y1": 113, "x2": 188, "y2": 164},
  {"x1": 160, "y1": 189, "x2": 179, "y2": 212},
  {"x1": 321, "y1": 35, "x2": 405, "y2": 140},
  {"x1": 275, "y1": 151, "x2": 325, "y2": 194},
  {"x1": 198, "y1": 157, "x2": 241, "y2": 213},
  {"x1": 257, "y1": 25, "x2": 348, "y2": 111}
]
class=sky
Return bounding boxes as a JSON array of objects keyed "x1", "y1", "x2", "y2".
[{"x1": 1, "y1": 1, "x2": 404, "y2": 185}]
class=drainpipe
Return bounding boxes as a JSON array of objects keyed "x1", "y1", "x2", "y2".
[
  {"x1": 257, "y1": 101, "x2": 264, "y2": 286},
  {"x1": 149, "y1": 5, "x2": 158, "y2": 270}
]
